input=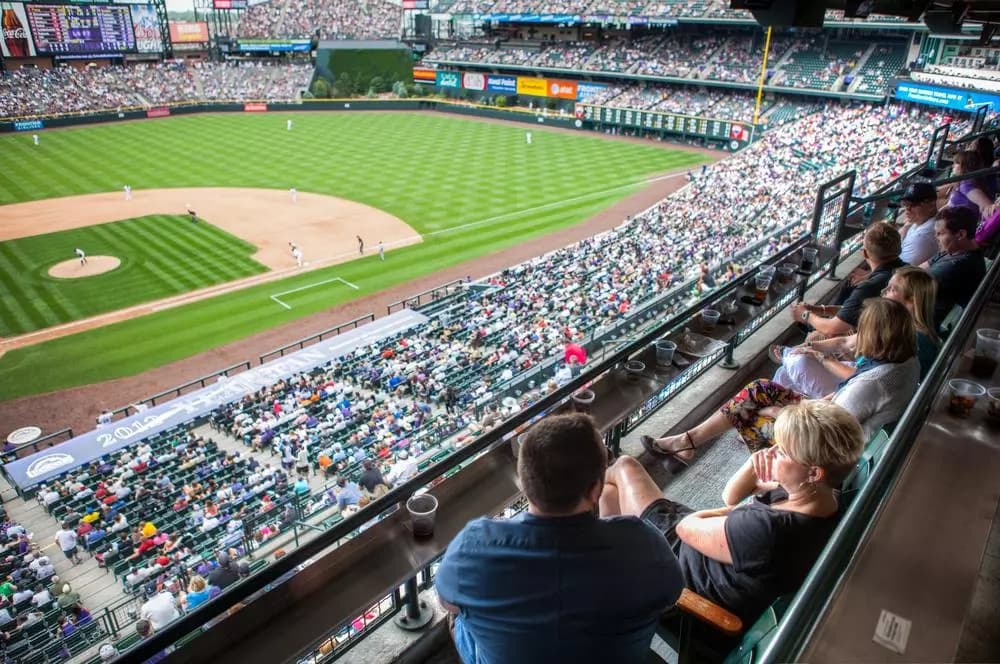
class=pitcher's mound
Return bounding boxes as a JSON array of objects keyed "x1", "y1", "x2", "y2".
[{"x1": 49, "y1": 256, "x2": 121, "y2": 279}]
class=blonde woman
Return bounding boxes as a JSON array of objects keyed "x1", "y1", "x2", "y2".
[
  {"x1": 606, "y1": 400, "x2": 864, "y2": 624},
  {"x1": 644, "y1": 299, "x2": 919, "y2": 463},
  {"x1": 183, "y1": 575, "x2": 211, "y2": 611},
  {"x1": 773, "y1": 266, "x2": 939, "y2": 395}
]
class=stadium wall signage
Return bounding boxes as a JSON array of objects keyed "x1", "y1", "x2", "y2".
[
  {"x1": 145, "y1": 107, "x2": 170, "y2": 118},
  {"x1": 470, "y1": 13, "x2": 678, "y2": 26},
  {"x1": 236, "y1": 38, "x2": 311, "y2": 53},
  {"x1": 462, "y1": 72, "x2": 486, "y2": 91},
  {"x1": 243, "y1": 103, "x2": 267, "y2": 112},
  {"x1": 13, "y1": 119, "x2": 43, "y2": 131},
  {"x1": 516, "y1": 76, "x2": 548, "y2": 97},
  {"x1": 486, "y1": 75, "x2": 517, "y2": 93},
  {"x1": 169, "y1": 20, "x2": 209, "y2": 44},
  {"x1": 894, "y1": 81, "x2": 1000, "y2": 113},
  {"x1": 412, "y1": 67, "x2": 437, "y2": 84},
  {"x1": 436, "y1": 70, "x2": 460, "y2": 88},
  {"x1": 4, "y1": 309, "x2": 429, "y2": 490}
]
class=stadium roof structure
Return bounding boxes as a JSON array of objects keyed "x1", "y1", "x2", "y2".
[{"x1": 738, "y1": 0, "x2": 1000, "y2": 37}]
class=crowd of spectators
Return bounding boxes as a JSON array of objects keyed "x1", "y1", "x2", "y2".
[
  {"x1": 237, "y1": 0, "x2": 400, "y2": 40},
  {"x1": 425, "y1": 34, "x2": 888, "y2": 92},
  {"x1": 0, "y1": 61, "x2": 311, "y2": 119},
  {"x1": 912, "y1": 63, "x2": 1000, "y2": 93},
  {"x1": 448, "y1": 0, "x2": 908, "y2": 19},
  {"x1": 0, "y1": 517, "x2": 99, "y2": 659}
]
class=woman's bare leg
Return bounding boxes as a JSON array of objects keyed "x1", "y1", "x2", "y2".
[
  {"x1": 650, "y1": 410, "x2": 733, "y2": 461},
  {"x1": 600, "y1": 457, "x2": 666, "y2": 518}
]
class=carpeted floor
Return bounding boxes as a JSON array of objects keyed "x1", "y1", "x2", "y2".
[{"x1": 661, "y1": 430, "x2": 751, "y2": 510}]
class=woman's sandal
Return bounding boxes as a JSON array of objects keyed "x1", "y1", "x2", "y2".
[{"x1": 640, "y1": 432, "x2": 698, "y2": 467}]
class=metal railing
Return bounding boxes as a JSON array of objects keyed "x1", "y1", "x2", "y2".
[
  {"x1": 385, "y1": 279, "x2": 468, "y2": 315},
  {"x1": 257, "y1": 313, "x2": 376, "y2": 364}
]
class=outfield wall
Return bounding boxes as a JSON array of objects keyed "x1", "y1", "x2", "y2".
[{"x1": 0, "y1": 99, "x2": 745, "y2": 149}]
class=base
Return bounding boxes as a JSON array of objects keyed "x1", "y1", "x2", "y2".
[{"x1": 394, "y1": 602, "x2": 434, "y2": 631}]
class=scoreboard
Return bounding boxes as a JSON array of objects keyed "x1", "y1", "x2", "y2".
[
  {"x1": 582, "y1": 104, "x2": 739, "y2": 142},
  {"x1": 26, "y1": 3, "x2": 135, "y2": 54}
]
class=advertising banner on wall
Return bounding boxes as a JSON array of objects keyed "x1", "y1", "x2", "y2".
[
  {"x1": 462, "y1": 71, "x2": 485, "y2": 91},
  {"x1": 146, "y1": 106, "x2": 170, "y2": 118},
  {"x1": 13, "y1": 119, "x2": 43, "y2": 131},
  {"x1": 237, "y1": 38, "x2": 309, "y2": 52},
  {"x1": 129, "y1": 4, "x2": 162, "y2": 53},
  {"x1": 576, "y1": 81, "x2": 606, "y2": 101},
  {"x1": 486, "y1": 74, "x2": 516, "y2": 93},
  {"x1": 547, "y1": 79, "x2": 577, "y2": 99},
  {"x1": 1, "y1": 1, "x2": 37, "y2": 57},
  {"x1": 436, "y1": 70, "x2": 460, "y2": 88},
  {"x1": 894, "y1": 81, "x2": 1000, "y2": 112},
  {"x1": 243, "y1": 102, "x2": 267, "y2": 112},
  {"x1": 169, "y1": 20, "x2": 208, "y2": 43},
  {"x1": 516, "y1": 76, "x2": 548, "y2": 96},
  {"x1": 412, "y1": 67, "x2": 436, "y2": 83}
]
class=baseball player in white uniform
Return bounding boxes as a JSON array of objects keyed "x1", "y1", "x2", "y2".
[
  {"x1": 32, "y1": 134, "x2": 39, "y2": 146},
  {"x1": 75, "y1": 248, "x2": 87, "y2": 265},
  {"x1": 124, "y1": 185, "x2": 132, "y2": 201},
  {"x1": 287, "y1": 119, "x2": 293, "y2": 131},
  {"x1": 526, "y1": 131, "x2": 532, "y2": 145},
  {"x1": 290, "y1": 187, "x2": 297, "y2": 203},
  {"x1": 378, "y1": 241, "x2": 385, "y2": 261}
]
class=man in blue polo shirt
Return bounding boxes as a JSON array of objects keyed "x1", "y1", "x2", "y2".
[{"x1": 436, "y1": 414, "x2": 683, "y2": 664}]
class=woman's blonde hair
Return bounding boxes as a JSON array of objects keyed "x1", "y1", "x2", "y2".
[
  {"x1": 855, "y1": 298, "x2": 916, "y2": 363},
  {"x1": 188, "y1": 575, "x2": 207, "y2": 593},
  {"x1": 774, "y1": 400, "x2": 865, "y2": 486},
  {"x1": 892, "y1": 266, "x2": 939, "y2": 342}
]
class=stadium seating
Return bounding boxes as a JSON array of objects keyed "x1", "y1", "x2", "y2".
[
  {"x1": 0, "y1": 62, "x2": 311, "y2": 120},
  {"x1": 852, "y1": 43, "x2": 907, "y2": 95},
  {"x1": 236, "y1": 0, "x2": 400, "y2": 40}
]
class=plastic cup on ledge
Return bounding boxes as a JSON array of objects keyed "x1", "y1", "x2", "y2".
[
  {"x1": 947, "y1": 379, "x2": 985, "y2": 418},
  {"x1": 986, "y1": 388, "x2": 1000, "y2": 422},
  {"x1": 406, "y1": 493, "x2": 438, "y2": 539},
  {"x1": 654, "y1": 340, "x2": 677, "y2": 367},
  {"x1": 971, "y1": 329, "x2": 1000, "y2": 380},
  {"x1": 800, "y1": 247, "x2": 819, "y2": 272},
  {"x1": 571, "y1": 389, "x2": 595, "y2": 413},
  {"x1": 701, "y1": 308, "x2": 721, "y2": 333},
  {"x1": 754, "y1": 274, "x2": 773, "y2": 302},
  {"x1": 624, "y1": 360, "x2": 645, "y2": 383}
]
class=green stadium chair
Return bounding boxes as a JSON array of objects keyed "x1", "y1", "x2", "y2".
[{"x1": 721, "y1": 597, "x2": 792, "y2": 664}]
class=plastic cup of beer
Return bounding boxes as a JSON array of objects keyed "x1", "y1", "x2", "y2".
[
  {"x1": 801, "y1": 247, "x2": 819, "y2": 272},
  {"x1": 406, "y1": 493, "x2": 438, "y2": 539},
  {"x1": 777, "y1": 263, "x2": 796, "y2": 284},
  {"x1": 701, "y1": 308, "x2": 721, "y2": 333},
  {"x1": 759, "y1": 265, "x2": 776, "y2": 279},
  {"x1": 947, "y1": 379, "x2": 985, "y2": 418},
  {"x1": 971, "y1": 329, "x2": 1000, "y2": 380},
  {"x1": 986, "y1": 388, "x2": 1000, "y2": 422},
  {"x1": 754, "y1": 274, "x2": 773, "y2": 302}
]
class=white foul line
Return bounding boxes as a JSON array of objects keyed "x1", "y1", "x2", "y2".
[
  {"x1": 270, "y1": 276, "x2": 359, "y2": 310},
  {"x1": 420, "y1": 172, "x2": 685, "y2": 239}
]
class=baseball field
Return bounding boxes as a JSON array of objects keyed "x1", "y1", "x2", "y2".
[{"x1": 0, "y1": 112, "x2": 710, "y2": 401}]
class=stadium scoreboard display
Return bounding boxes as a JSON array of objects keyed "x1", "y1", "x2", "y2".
[
  {"x1": 1, "y1": 0, "x2": 163, "y2": 58},
  {"x1": 582, "y1": 105, "x2": 742, "y2": 142},
  {"x1": 27, "y1": 3, "x2": 133, "y2": 54}
]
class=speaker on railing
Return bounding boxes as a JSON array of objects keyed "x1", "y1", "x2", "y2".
[{"x1": 730, "y1": 0, "x2": 825, "y2": 27}]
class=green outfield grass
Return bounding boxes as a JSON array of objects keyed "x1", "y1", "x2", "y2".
[
  {"x1": 0, "y1": 112, "x2": 710, "y2": 401},
  {"x1": 0, "y1": 215, "x2": 266, "y2": 336}
]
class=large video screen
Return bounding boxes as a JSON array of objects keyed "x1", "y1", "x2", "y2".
[{"x1": 26, "y1": 3, "x2": 135, "y2": 55}]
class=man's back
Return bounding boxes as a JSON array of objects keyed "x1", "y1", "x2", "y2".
[{"x1": 436, "y1": 511, "x2": 683, "y2": 664}]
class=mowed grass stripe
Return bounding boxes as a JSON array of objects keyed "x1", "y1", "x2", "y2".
[
  {"x1": 0, "y1": 113, "x2": 710, "y2": 398},
  {"x1": 0, "y1": 215, "x2": 266, "y2": 335}
]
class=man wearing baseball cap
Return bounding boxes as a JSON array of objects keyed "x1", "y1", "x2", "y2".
[{"x1": 897, "y1": 181, "x2": 940, "y2": 266}]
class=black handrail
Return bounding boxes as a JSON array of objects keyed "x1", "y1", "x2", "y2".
[
  {"x1": 123, "y1": 231, "x2": 828, "y2": 663},
  {"x1": 257, "y1": 313, "x2": 375, "y2": 364},
  {"x1": 757, "y1": 248, "x2": 1000, "y2": 663}
]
